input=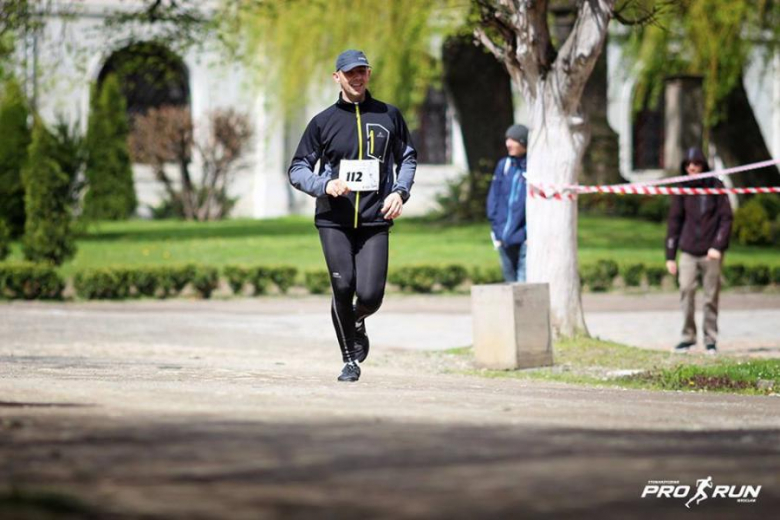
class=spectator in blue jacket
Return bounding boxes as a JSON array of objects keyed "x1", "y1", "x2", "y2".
[{"x1": 486, "y1": 124, "x2": 529, "y2": 282}]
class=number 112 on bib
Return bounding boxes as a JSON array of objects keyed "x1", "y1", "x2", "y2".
[{"x1": 340, "y1": 159, "x2": 379, "y2": 191}]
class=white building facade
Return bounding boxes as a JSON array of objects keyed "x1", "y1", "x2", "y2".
[
  {"x1": 17, "y1": 2, "x2": 780, "y2": 220},
  {"x1": 20, "y1": 0, "x2": 468, "y2": 219}
]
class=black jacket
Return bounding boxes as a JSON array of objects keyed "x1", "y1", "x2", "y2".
[
  {"x1": 665, "y1": 169, "x2": 733, "y2": 260},
  {"x1": 288, "y1": 92, "x2": 417, "y2": 228}
]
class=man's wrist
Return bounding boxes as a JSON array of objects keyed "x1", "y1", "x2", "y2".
[{"x1": 393, "y1": 189, "x2": 409, "y2": 203}]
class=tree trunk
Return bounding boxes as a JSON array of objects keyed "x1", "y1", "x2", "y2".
[
  {"x1": 525, "y1": 91, "x2": 589, "y2": 336},
  {"x1": 179, "y1": 160, "x2": 195, "y2": 220},
  {"x1": 474, "y1": 0, "x2": 615, "y2": 337},
  {"x1": 710, "y1": 76, "x2": 780, "y2": 186}
]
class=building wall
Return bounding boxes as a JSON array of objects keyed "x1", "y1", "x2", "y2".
[
  {"x1": 607, "y1": 34, "x2": 780, "y2": 183},
  {"x1": 22, "y1": 0, "x2": 469, "y2": 221}
]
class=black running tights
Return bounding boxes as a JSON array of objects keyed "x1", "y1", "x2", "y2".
[{"x1": 318, "y1": 226, "x2": 389, "y2": 362}]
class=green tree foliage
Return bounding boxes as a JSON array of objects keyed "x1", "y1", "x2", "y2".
[
  {"x1": 50, "y1": 116, "x2": 87, "y2": 211},
  {"x1": 229, "y1": 0, "x2": 463, "y2": 118},
  {"x1": 0, "y1": 1, "x2": 34, "y2": 77},
  {"x1": 83, "y1": 75, "x2": 137, "y2": 220},
  {"x1": 623, "y1": 0, "x2": 780, "y2": 127},
  {"x1": 732, "y1": 199, "x2": 773, "y2": 246},
  {"x1": 0, "y1": 79, "x2": 31, "y2": 237},
  {"x1": 0, "y1": 219, "x2": 10, "y2": 260},
  {"x1": 22, "y1": 119, "x2": 76, "y2": 265}
]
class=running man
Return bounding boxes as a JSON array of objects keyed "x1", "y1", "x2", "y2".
[
  {"x1": 288, "y1": 50, "x2": 417, "y2": 382},
  {"x1": 685, "y1": 476, "x2": 713, "y2": 508}
]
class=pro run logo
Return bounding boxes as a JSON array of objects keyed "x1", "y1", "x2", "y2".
[{"x1": 641, "y1": 477, "x2": 761, "y2": 508}]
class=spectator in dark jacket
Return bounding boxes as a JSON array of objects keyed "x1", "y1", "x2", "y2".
[
  {"x1": 487, "y1": 124, "x2": 529, "y2": 282},
  {"x1": 665, "y1": 147, "x2": 733, "y2": 354}
]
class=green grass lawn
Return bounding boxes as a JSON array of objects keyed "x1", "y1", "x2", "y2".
[
  {"x1": 442, "y1": 337, "x2": 780, "y2": 395},
  {"x1": 4, "y1": 214, "x2": 778, "y2": 277}
]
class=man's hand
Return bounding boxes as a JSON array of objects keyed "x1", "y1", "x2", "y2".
[
  {"x1": 380, "y1": 192, "x2": 403, "y2": 220},
  {"x1": 666, "y1": 260, "x2": 677, "y2": 276},
  {"x1": 326, "y1": 179, "x2": 350, "y2": 197},
  {"x1": 707, "y1": 248, "x2": 722, "y2": 261}
]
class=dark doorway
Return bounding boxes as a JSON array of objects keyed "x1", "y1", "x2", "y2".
[{"x1": 98, "y1": 42, "x2": 190, "y2": 121}]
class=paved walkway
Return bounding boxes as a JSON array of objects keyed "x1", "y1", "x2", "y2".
[{"x1": 1, "y1": 294, "x2": 779, "y2": 518}]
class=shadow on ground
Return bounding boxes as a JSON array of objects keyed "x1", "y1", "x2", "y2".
[{"x1": 2, "y1": 413, "x2": 778, "y2": 519}]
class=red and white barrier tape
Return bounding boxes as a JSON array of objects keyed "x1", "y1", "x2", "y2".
[
  {"x1": 531, "y1": 157, "x2": 780, "y2": 196},
  {"x1": 529, "y1": 184, "x2": 780, "y2": 199},
  {"x1": 628, "y1": 157, "x2": 780, "y2": 188}
]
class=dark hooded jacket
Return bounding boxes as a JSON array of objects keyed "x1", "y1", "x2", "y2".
[{"x1": 665, "y1": 148, "x2": 733, "y2": 260}]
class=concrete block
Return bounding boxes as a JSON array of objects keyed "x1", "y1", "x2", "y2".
[{"x1": 471, "y1": 283, "x2": 553, "y2": 370}]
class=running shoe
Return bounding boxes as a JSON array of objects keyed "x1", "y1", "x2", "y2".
[
  {"x1": 337, "y1": 362, "x2": 361, "y2": 382},
  {"x1": 354, "y1": 318, "x2": 370, "y2": 363}
]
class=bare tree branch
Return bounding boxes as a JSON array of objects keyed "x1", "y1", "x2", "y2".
[
  {"x1": 475, "y1": 0, "x2": 551, "y2": 98},
  {"x1": 552, "y1": 0, "x2": 616, "y2": 113},
  {"x1": 612, "y1": 0, "x2": 673, "y2": 26},
  {"x1": 130, "y1": 106, "x2": 252, "y2": 221}
]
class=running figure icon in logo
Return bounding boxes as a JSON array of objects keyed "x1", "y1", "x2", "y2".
[{"x1": 685, "y1": 476, "x2": 713, "y2": 508}]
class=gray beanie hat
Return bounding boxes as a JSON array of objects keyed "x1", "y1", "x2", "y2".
[{"x1": 505, "y1": 124, "x2": 529, "y2": 146}]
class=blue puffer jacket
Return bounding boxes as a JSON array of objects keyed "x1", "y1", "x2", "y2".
[{"x1": 486, "y1": 155, "x2": 527, "y2": 246}]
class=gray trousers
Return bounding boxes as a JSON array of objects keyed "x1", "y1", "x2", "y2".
[{"x1": 678, "y1": 252, "x2": 722, "y2": 345}]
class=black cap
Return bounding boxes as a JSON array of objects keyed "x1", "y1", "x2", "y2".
[
  {"x1": 682, "y1": 147, "x2": 709, "y2": 168},
  {"x1": 683, "y1": 147, "x2": 707, "y2": 164},
  {"x1": 335, "y1": 50, "x2": 370, "y2": 72},
  {"x1": 505, "y1": 124, "x2": 529, "y2": 146}
]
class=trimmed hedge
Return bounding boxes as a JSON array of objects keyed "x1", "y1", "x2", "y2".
[
  {"x1": 581, "y1": 259, "x2": 619, "y2": 292},
  {"x1": 645, "y1": 266, "x2": 667, "y2": 287},
  {"x1": 304, "y1": 270, "x2": 331, "y2": 294},
  {"x1": 7, "y1": 258, "x2": 779, "y2": 302},
  {"x1": 74, "y1": 267, "x2": 133, "y2": 299},
  {"x1": 224, "y1": 265, "x2": 250, "y2": 295},
  {"x1": 745, "y1": 264, "x2": 771, "y2": 286},
  {"x1": 270, "y1": 266, "x2": 298, "y2": 294},
  {"x1": 160, "y1": 265, "x2": 194, "y2": 297},
  {"x1": 389, "y1": 266, "x2": 437, "y2": 293},
  {"x1": 722, "y1": 264, "x2": 746, "y2": 287},
  {"x1": 438, "y1": 264, "x2": 468, "y2": 290},
  {"x1": 192, "y1": 265, "x2": 219, "y2": 299},
  {"x1": 222, "y1": 265, "x2": 300, "y2": 295},
  {"x1": 74, "y1": 265, "x2": 195, "y2": 299},
  {"x1": 0, "y1": 262, "x2": 64, "y2": 300},
  {"x1": 248, "y1": 266, "x2": 272, "y2": 295},
  {"x1": 470, "y1": 266, "x2": 503, "y2": 285},
  {"x1": 621, "y1": 263, "x2": 645, "y2": 287}
]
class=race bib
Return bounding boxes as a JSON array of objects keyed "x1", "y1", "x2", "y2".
[{"x1": 339, "y1": 159, "x2": 379, "y2": 191}]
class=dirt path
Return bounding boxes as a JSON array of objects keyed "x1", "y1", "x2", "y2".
[{"x1": 1, "y1": 296, "x2": 779, "y2": 518}]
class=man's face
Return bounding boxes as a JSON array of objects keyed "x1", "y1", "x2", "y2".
[
  {"x1": 686, "y1": 161, "x2": 704, "y2": 175},
  {"x1": 332, "y1": 66, "x2": 371, "y2": 100},
  {"x1": 505, "y1": 138, "x2": 526, "y2": 157}
]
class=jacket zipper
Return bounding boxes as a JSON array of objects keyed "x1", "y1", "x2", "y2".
[
  {"x1": 354, "y1": 103, "x2": 363, "y2": 229},
  {"x1": 502, "y1": 158, "x2": 518, "y2": 242}
]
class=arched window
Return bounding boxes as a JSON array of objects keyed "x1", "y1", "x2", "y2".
[{"x1": 97, "y1": 42, "x2": 190, "y2": 121}]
